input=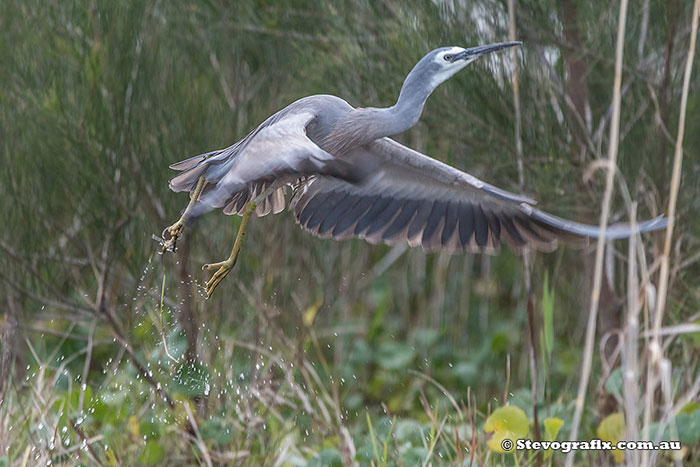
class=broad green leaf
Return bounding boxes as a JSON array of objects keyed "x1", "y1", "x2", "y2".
[
  {"x1": 605, "y1": 368, "x2": 623, "y2": 400},
  {"x1": 139, "y1": 440, "x2": 165, "y2": 465},
  {"x1": 395, "y1": 419, "x2": 423, "y2": 444},
  {"x1": 402, "y1": 447, "x2": 429, "y2": 464},
  {"x1": 309, "y1": 448, "x2": 343, "y2": 467},
  {"x1": 597, "y1": 413, "x2": 625, "y2": 463},
  {"x1": 414, "y1": 328, "x2": 440, "y2": 348},
  {"x1": 139, "y1": 419, "x2": 161, "y2": 440},
  {"x1": 200, "y1": 417, "x2": 235, "y2": 445},
  {"x1": 544, "y1": 417, "x2": 564, "y2": 441},
  {"x1": 490, "y1": 332, "x2": 510, "y2": 354},
  {"x1": 376, "y1": 342, "x2": 415, "y2": 370},
  {"x1": 649, "y1": 410, "x2": 700, "y2": 444},
  {"x1": 674, "y1": 412, "x2": 700, "y2": 444},
  {"x1": 171, "y1": 361, "x2": 210, "y2": 397},
  {"x1": 484, "y1": 406, "x2": 529, "y2": 453},
  {"x1": 348, "y1": 340, "x2": 373, "y2": 366},
  {"x1": 161, "y1": 327, "x2": 187, "y2": 361},
  {"x1": 453, "y1": 362, "x2": 479, "y2": 386}
]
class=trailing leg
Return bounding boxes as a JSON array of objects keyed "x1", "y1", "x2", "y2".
[
  {"x1": 161, "y1": 175, "x2": 206, "y2": 252},
  {"x1": 202, "y1": 201, "x2": 256, "y2": 298}
]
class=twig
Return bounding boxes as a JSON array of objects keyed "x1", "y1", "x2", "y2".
[
  {"x1": 78, "y1": 319, "x2": 97, "y2": 413},
  {"x1": 409, "y1": 370, "x2": 464, "y2": 420},
  {"x1": 158, "y1": 268, "x2": 180, "y2": 363},
  {"x1": 645, "y1": 4, "x2": 699, "y2": 462},
  {"x1": 68, "y1": 417, "x2": 105, "y2": 467},
  {"x1": 503, "y1": 354, "x2": 511, "y2": 405},
  {"x1": 623, "y1": 203, "x2": 640, "y2": 466},
  {"x1": 567, "y1": 1, "x2": 629, "y2": 465},
  {"x1": 509, "y1": 3, "x2": 540, "y2": 460},
  {"x1": 651, "y1": 0, "x2": 698, "y2": 359},
  {"x1": 509, "y1": 0, "x2": 525, "y2": 190},
  {"x1": 183, "y1": 401, "x2": 214, "y2": 467}
]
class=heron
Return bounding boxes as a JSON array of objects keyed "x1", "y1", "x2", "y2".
[{"x1": 161, "y1": 41, "x2": 666, "y2": 298}]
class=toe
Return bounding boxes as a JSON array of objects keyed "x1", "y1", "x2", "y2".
[
  {"x1": 207, "y1": 275, "x2": 226, "y2": 298},
  {"x1": 202, "y1": 262, "x2": 221, "y2": 271}
]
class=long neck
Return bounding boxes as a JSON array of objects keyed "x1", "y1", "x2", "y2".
[{"x1": 356, "y1": 68, "x2": 435, "y2": 140}]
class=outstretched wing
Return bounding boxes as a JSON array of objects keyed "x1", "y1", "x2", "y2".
[
  {"x1": 291, "y1": 138, "x2": 666, "y2": 253},
  {"x1": 169, "y1": 109, "x2": 352, "y2": 217}
]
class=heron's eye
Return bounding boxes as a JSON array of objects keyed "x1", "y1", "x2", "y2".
[{"x1": 444, "y1": 54, "x2": 453, "y2": 62}]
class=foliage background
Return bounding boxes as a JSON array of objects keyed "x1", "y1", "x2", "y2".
[{"x1": 1, "y1": 0, "x2": 699, "y2": 465}]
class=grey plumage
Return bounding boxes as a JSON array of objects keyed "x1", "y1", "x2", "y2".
[{"x1": 168, "y1": 42, "x2": 666, "y2": 254}]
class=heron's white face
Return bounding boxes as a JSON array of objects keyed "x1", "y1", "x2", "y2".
[{"x1": 429, "y1": 47, "x2": 474, "y2": 88}]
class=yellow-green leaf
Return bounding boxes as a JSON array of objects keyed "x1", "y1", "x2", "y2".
[
  {"x1": 105, "y1": 448, "x2": 119, "y2": 467},
  {"x1": 597, "y1": 412, "x2": 625, "y2": 463},
  {"x1": 680, "y1": 401, "x2": 700, "y2": 415},
  {"x1": 484, "y1": 406, "x2": 529, "y2": 453},
  {"x1": 542, "y1": 272, "x2": 555, "y2": 356},
  {"x1": 128, "y1": 415, "x2": 140, "y2": 437},
  {"x1": 544, "y1": 417, "x2": 564, "y2": 441},
  {"x1": 303, "y1": 298, "x2": 323, "y2": 327}
]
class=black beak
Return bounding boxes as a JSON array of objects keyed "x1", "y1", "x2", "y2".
[{"x1": 453, "y1": 41, "x2": 522, "y2": 61}]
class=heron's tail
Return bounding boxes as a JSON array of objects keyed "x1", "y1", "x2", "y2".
[{"x1": 168, "y1": 149, "x2": 227, "y2": 193}]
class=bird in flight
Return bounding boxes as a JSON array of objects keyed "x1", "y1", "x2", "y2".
[{"x1": 161, "y1": 42, "x2": 666, "y2": 298}]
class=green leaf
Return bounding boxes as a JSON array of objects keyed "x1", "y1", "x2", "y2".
[
  {"x1": 674, "y1": 412, "x2": 700, "y2": 444},
  {"x1": 199, "y1": 417, "x2": 235, "y2": 445},
  {"x1": 605, "y1": 368, "x2": 623, "y2": 400},
  {"x1": 402, "y1": 447, "x2": 429, "y2": 464},
  {"x1": 597, "y1": 413, "x2": 625, "y2": 463},
  {"x1": 171, "y1": 361, "x2": 210, "y2": 397},
  {"x1": 544, "y1": 417, "x2": 564, "y2": 441},
  {"x1": 376, "y1": 342, "x2": 415, "y2": 370},
  {"x1": 649, "y1": 410, "x2": 700, "y2": 444},
  {"x1": 395, "y1": 419, "x2": 423, "y2": 444},
  {"x1": 542, "y1": 271, "x2": 554, "y2": 356},
  {"x1": 453, "y1": 362, "x2": 479, "y2": 386},
  {"x1": 139, "y1": 440, "x2": 165, "y2": 465},
  {"x1": 308, "y1": 448, "x2": 343, "y2": 467},
  {"x1": 349, "y1": 339, "x2": 373, "y2": 366},
  {"x1": 680, "y1": 402, "x2": 700, "y2": 415},
  {"x1": 139, "y1": 419, "x2": 161, "y2": 440},
  {"x1": 484, "y1": 406, "x2": 529, "y2": 453},
  {"x1": 161, "y1": 327, "x2": 187, "y2": 362},
  {"x1": 414, "y1": 328, "x2": 440, "y2": 348}
]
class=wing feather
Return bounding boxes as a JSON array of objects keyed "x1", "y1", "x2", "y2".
[
  {"x1": 169, "y1": 108, "x2": 352, "y2": 218},
  {"x1": 291, "y1": 137, "x2": 666, "y2": 254}
]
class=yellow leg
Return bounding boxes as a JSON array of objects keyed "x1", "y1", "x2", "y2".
[
  {"x1": 161, "y1": 176, "x2": 206, "y2": 252},
  {"x1": 202, "y1": 201, "x2": 256, "y2": 298}
]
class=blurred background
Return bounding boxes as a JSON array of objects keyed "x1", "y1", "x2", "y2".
[{"x1": 1, "y1": 0, "x2": 699, "y2": 465}]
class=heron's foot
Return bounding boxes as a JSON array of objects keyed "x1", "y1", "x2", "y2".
[
  {"x1": 161, "y1": 219, "x2": 185, "y2": 252},
  {"x1": 202, "y1": 256, "x2": 237, "y2": 298}
]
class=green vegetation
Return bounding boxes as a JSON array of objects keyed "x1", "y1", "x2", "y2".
[{"x1": 1, "y1": 0, "x2": 699, "y2": 465}]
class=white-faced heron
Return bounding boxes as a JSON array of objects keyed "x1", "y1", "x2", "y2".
[{"x1": 161, "y1": 42, "x2": 666, "y2": 297}]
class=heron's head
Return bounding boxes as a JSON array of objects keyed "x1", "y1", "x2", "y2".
[{"x1": 414, "y1": 41, "x2": 522, "y2": 90}]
